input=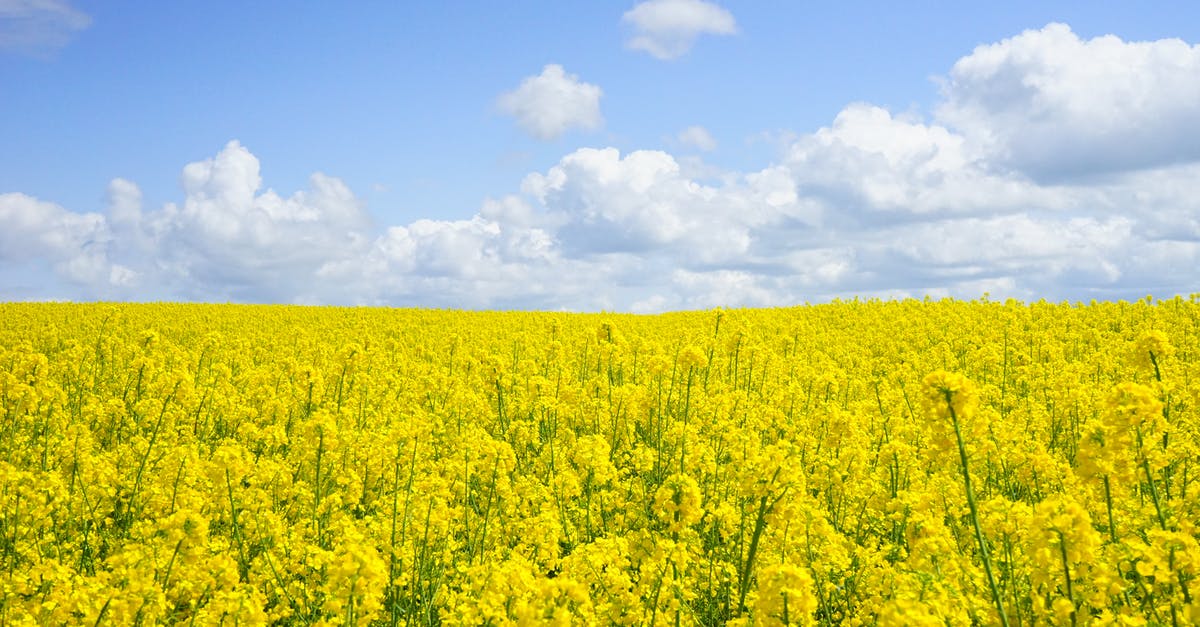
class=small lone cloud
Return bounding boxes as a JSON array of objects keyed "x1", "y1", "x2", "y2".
[
  {"x1": 0, "y1": 0, "x2": 91, "y2": 57},
  {"x1": 677, "y1": 125, "x2": 717, "y2": 151},
  {"x1": 623, "y1": 0, "x2": 736, "y2": 60},
  {"x1": 497, "y1": 64, "x2": 604, "y2": 141}
]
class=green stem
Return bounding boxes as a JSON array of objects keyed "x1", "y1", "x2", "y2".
[
  {"x1": 736, "y1": 469, "x2": 787, "y2": 615},
  {"x1": 680, "y1": 367, "x2": 693, "y2": 474},
  {"x1": 225, "y1": 469, "x2": 249, "y2": 581},
  {"x1": 1054, "y1": 530, "x2": 1077, "y2": 627},
  {"x1": 1103, "y1": 475, "x2": 1118, "y2": 542},
  {"x1": 1137, "y1": 427, "x2": 1168, "y2": 531},
  {"x1": 945, "y1": 393, "x2": 1009, "y2": 627}
]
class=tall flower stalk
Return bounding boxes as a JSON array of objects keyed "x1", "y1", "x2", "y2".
[{"x1": 924, "y1": 371, "x2": 1009, "y2": 627}]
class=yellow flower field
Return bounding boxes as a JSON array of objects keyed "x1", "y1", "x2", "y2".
[{"x1": 1, "y1": 300, "x2": 1197, "y2": 625}]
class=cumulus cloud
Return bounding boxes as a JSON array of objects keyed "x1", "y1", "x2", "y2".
[
  {"x1": 670, "y1": 269, "x2": 783, "y2": 309},
  {"x1": 520, "y1": 147, "x2": 810, "y2": 265},
  {"x1": 883, "y1": 214, "x2": 1130, "y2": 285},
  {"x1": 937, "y1": 23, "x2": 1200, "y2": 181},
  {"x1": 7, "y1": 133, "x2": 1198, "y2": 309},
  {"x1": 0, "y1": 0, "x2": 90, "y2": 56},
  {"x1": 497, "y1": 65, "x2": 603, "y2": 140},
  {"x1": 2, "y1": 141, "x2": 612, "y2": 309},
  {"x1": 5, "y1": 23, "x2": 1200, "y2": 309},
  {"x1": 623, "y1": 0, "x2": 737, "y2": 60},
  {"x1": 784, "y1": 103, "x2": 1070, "y2": 217},
  {"x1": 106, "y1": 178, "x2": 142, "y2": 227},
  {"x1": 143, "y1": 141, "x2": 374, "y2": 302},
  {"x1": 0, "y1": 192, "x2": 133, "y2": 290}
]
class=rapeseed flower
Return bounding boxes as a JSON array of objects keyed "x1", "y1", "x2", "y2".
[{"x1": 0, "y1": 300, "x2": 1197, "y2": 624}]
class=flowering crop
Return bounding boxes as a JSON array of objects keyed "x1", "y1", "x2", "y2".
[{"x1": 1, "y1": 299, "x2": 1198, "y2": 625}]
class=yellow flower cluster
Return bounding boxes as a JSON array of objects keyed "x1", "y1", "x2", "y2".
[{"x1": 1, "y1": 298, "x2": 1199, "y2": 625}]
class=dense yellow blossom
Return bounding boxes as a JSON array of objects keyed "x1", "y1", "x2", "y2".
[
  {"x1": 750, "y1": 563, "x2": 817, "y2": 625},
  {"x1": 1, "y1": 299, "x2": 1198, "y2": 624}
]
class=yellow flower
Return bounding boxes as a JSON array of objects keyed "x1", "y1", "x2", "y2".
[
  {"x1": 654, "y1": 473, "x2": 703, "y2": 532},
  {"x1": 2, "y1": 299, "x2": 1199, "y2": 625},
  {"x1": 751, "y1": 562, "x2": 817, "y2": 626},
  {"x1": 678, "y1": 345, "x2": 708, "y2": 370},
  {"x1": 1131, "y1": 329, "x2": 1173, "y2": 372},
  {"x1": 920, "y1": 370, "x2": 978, "y2": 423}
]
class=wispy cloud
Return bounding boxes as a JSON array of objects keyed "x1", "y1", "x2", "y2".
[
  {"x1": 0, "y1": 0, "x2": 90, "y2": 57},
  {"x1": 676, "y1": 125, "x2": 717, "y2": 151}
]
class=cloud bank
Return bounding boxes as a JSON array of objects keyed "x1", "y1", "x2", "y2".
[{"x1": 3, "y1": 24, "x2": 1199, "y2": 310}]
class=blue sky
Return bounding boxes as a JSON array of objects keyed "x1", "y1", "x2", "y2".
[{"x1": 2, "y1": 1, "x2": 1200, "y2": 309}]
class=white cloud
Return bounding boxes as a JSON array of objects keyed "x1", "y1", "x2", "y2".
[
  {"x1": 784, "y1": 103, "x2": 1071, "y2": 218},
  {"x1": 677, "y1": 125, "x2": 717, "y2": 151},
  {"x1": 520, "y1": 147, "x2": 805, "y2": 264},
  {"x1": 10, "y1": 125, "x2": 1199, "y2": 309},
  {"x1": 937, "y1": 23, "x2": 1200, "y2": 181},
  {"x1": 145, "y1": 141, "x2": 374, "y2": 301},
  {"x1": 630, "y1": 294, "x2": 670, "y2": 314},
  {"x1": 6, "y1": 24, "x2": 1200, "y2": 309},
  {"x1": 497, "y1": 65, "x2": 603, "y2": 140},
  {"x1": 0, "y1": 0, "x2": 90, "y2": 56},
  {"x1": 106, "y1": 178, "x2": 142, "y2": 227},
  {"x1": 671, "y1": 269, "x2": 781, "y2": 309},
  {"x1": 316, "y1": 216, "x2": 571, "y2": 308},
  {"x1": 623, "y1": 0, "x2": 737, "y2": 60},
  {"x1": 0, "y1": 192, "x2": 132, "y2": 289},
  {"x1": 884, "y1": 214, "x2": 1130, "y2": 282}
]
